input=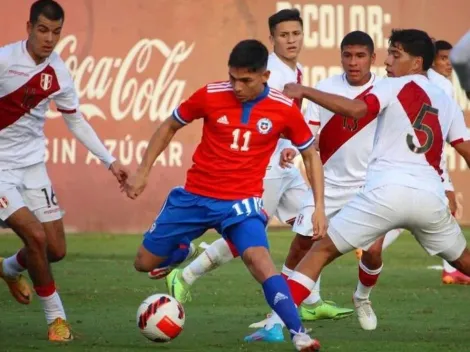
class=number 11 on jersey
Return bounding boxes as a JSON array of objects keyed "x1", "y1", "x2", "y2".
[{"x1": 230, "y1": 129, "x2": 251, "y2": 151}]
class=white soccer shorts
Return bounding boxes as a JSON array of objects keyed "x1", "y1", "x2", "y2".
[
  {"x1": 0, "y1": 162, "x2": 63, "y2": 225},
  {"x1": 293, "y1": 185, "x2": 404, "y2": 250},
  {"x1": 328, "y1": 185, "x2": 466, "y2": 262},
  {"x1": 293, "y1": 185, "x2": 362, "y2": 236},
  {"x1": 263, "y1": 170, "x2": 309, "y2": 225}
]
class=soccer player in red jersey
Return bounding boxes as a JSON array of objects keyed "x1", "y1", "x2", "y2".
[{"x1": 124, "y1": 39, "x2": 326, "y2": 351}]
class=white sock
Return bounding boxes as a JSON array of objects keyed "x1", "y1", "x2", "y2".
[
  {"x1": 382, "y1": 229, "x2": 402, "y2": 250},
  {"x1": 182, "y1": 238, "x2": 234, "y2": 285},
  {"x1": 443, "y1": 260, "x2": 457, "y2": 273},
  {"x1": 38, "y1": 291, "x2": 66, "y2": 324},
  {"x1": 265, "y1": 310, "x2": 285, "y2": 329},
  {"x1": 281, "y1": 264, "x2": 293, "y2": 279},
  {"x1": 354, "y1": 261, "x2": 383, "y2": 301},
  {"x1": 303, "y1": 274, "x2": 322, "y2": 305},
  {"x1": 2, "y1": 251, "x2": 26, "y2": 277}
]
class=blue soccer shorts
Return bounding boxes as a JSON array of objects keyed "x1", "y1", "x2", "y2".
[{"x1": 142, "y1": 187, "x2": 269, "y2": 257}]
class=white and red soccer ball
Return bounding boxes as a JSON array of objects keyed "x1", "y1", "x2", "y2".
[{"x1": 137, "y1": 294, "x2": 185, "y2": 342}]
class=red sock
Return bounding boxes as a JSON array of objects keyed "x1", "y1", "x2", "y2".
[
  {"x1": 358, "y1": 264, "x2": 381, "y2": 287},
  {"x1": 287, "y1": 278, "x2": 312, "y2": 306},
  {"x1": 34, "y1": 281, "x2": 56, "y2": 298}
]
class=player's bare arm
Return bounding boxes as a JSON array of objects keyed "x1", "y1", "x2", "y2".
[
  {"x1": 283, "y1": 83, "x2": 368, "y2": 119},
  {"x1": 300, "y1": 144, "x2": 327, "y2": 240},
  {"x1": 125, "y1": 117, "x2": 184, "y2": 199}
]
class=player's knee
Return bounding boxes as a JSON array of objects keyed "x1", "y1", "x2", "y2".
[
  {"x1": 24, "y1": 227, "x2": 47, "y2": 252},
  {"x1": 134, "y1": 257, "x2": 150, "y2": 272},
  {"x1": 362, "y1": 242, "x2": 383, "y2": 268},
  {"x1": 292, "y1": 234, "x2": 314, "y2": 253},
  {"x1": 47, "y1": 246, "x2": 66, "y2": 263},
  {"x1": 287, "y1": 234, "x2": 313, "y2": 263}
]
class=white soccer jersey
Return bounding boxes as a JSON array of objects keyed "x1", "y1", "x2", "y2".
[
  {"x1": 363, "y1": 74, "x2": 470, "y2": 198},
  {"x1": 428, "y1": 68, "x2": 454, "y2": 98},
  {"x1": 265, "y1": 52, "x2": 304, "y2": 179},
  {"x1": 304, "y1": 73, "x2": 379, "y2": 187},
  {"x1": 428, "y1": 69, "x2": 455, "y2": 192},
  {"x1": 0, "y1": 41, "x2": 114, "y2": 170}
]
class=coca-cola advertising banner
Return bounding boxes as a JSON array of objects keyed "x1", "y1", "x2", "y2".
[{"x1": 2, "y1": 0, "x2": 470, "y2": 232}]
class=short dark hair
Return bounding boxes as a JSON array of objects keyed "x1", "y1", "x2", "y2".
[
  {"x1": 434, "y1": 40, "x2": 453, "y2": 54},
  {"x1": 228, "y1": 40, "x2": 269, "y2": 72},
  {"x1": 30, "y1": 0, "x2": 64, "y2": 24},
  {"x1": 389, "y1": 29, "x2": 435, "y2": 71},
  {"x1": 341, "y1": 31, "x2": 375, "y2": 53},
  {"x1": 268, "y1": 9, "x2": 303, "y2": 35}
]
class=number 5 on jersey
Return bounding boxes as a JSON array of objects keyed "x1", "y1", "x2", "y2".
[
  {"x1": 231, "y1": 129, "x2": 251, "y2": 151},
  {"x1": 407, "y1": 104, "x2": 438, "y2": 154}
]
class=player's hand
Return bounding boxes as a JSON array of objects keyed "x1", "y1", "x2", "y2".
[
  {"x1": 311, "y1": 207, "x2": 328, "y2": 241},
  {"x1": 280, "y1": 148, "x2": 296, "y2": 168},
  {"x1": 283, "y1": 83, "x2": 304, "y2": 100},
  {"x1": 124, "y1": 171, "x2": 148, "y2": 200},
  {"x1": 446, "y1": 190, "x2": 458, "y2": 216},
  {"x1": 109, "y1": 161, "x2": 129, "y2": 185}
]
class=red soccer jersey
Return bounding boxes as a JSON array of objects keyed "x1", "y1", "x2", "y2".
[{"x1": 173, "y1": 81, "x2": 314, "y2": 200}]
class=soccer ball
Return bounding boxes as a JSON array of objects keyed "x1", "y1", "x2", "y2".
[{"x1": 137, "y1": 293, "x2": 185, "y2": 342}]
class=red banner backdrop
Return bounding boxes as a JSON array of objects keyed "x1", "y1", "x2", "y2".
[{"x1": 2, "y1": 0, "x2": 469, "y2": 233}]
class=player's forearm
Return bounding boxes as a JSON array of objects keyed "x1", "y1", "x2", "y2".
[
  {"x1": 63, "y1": 112, "x2": 115, "y2": 168},
  {"x1": 301, "y1": 86, "x2": 367, "y2": 119},
  {"x1": 302, "y1": 148, "x2": 325, "y2": 209},
  {"x1": 137, "y1": 118, "x2": 179, "y2": 177},
  {"x1": 451, "y1": 31, "x2": 470, "y2": 91}
]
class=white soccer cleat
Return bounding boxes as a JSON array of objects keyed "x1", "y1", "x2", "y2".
[
  {"x1": 248, "y1": 313, "x2": 272, "y2": 329},
  {"x1": 291, "y1": 330, "x2": 321, "y2": 351},
  {"x1": 353, "y1": 297, "x2": 377, "y2": 330}
]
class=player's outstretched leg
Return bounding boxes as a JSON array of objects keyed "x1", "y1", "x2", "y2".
[
  {"x1": 250, "y1": 234, "x2": 353, "y2": 331},
  {"x1": 229, "y1": 219, "x2": 320, "y2": 351},
  {"x1": 287, "y1": 235, "x2": 353, "y2": 322},
  {"x1": 442, "y1": 259, "x2": 470, "y2": 284},
  {"x1": 353, "y1": 229, "x2": 402, "y2": 330},
  {"x1": 5, "y1": 209, "x2": 71, "y2": 341},
  {"x1": 165, "y1": 238, "x2": 238, "y2": 303},
  {"x1": 353, "y1": 239, "x2": 383, "y2": 331},
  {"x1": 446, "y1": 247, "x2": 470, "y2": 281},
  {"x1": 2, "y1": 218, "x2": 70, "y2": 302},
  {"x1": 287, "y1": 234, "x2": 344, "y2": 308}
]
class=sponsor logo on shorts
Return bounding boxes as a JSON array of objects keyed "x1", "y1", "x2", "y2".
[
  {"x1": 0, "y1": 197, "x2": 9, "y2": 209},
  {"x1": 43, "y1": 208, "x2": 61, "y2": 215},
  {"x1": 296, "y1": 214, "x2": 303, "y2": 225}
]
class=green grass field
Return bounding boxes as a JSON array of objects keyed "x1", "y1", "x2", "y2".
[{"x1": 1, "y1": 230, "x2": 470, "y2": 352}]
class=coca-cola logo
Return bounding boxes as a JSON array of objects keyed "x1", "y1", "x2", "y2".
[{"x1": 47, "y1": 34, "x2": 195, "y2": 122}]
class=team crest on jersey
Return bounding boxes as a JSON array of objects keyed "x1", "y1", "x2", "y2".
[
  {"x1": 40, "y1": 73, "x2": 53, "y2": 91},
  {"x1": 257, "y1": 118, "x2": 273, "y2": 134},
  {"x1": 0, "y1": 197, "x2": 9, "y2": 209}
]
